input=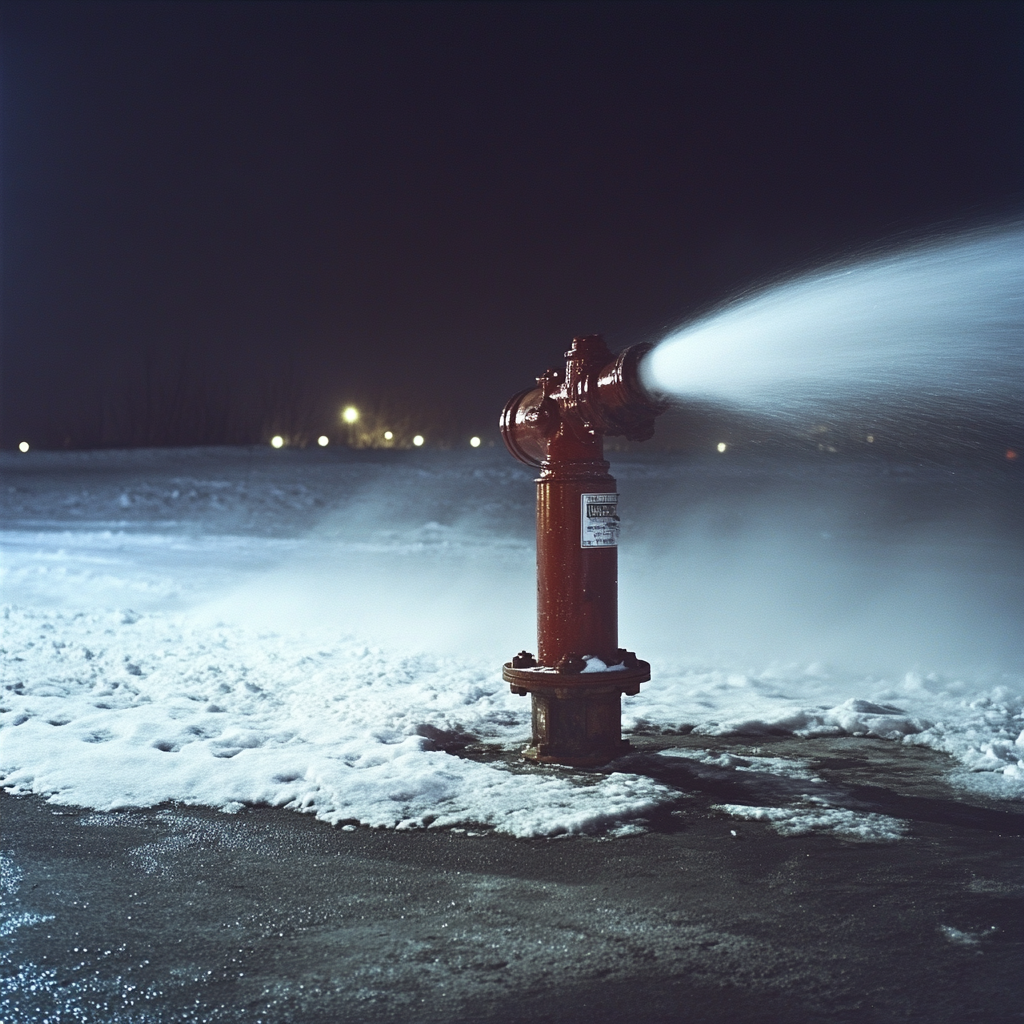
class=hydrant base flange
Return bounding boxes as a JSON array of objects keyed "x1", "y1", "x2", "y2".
[
  {"x1": 502, "y1": 662, "x2": 650, "y2": 696},
  {"x1": 503, "y1": 662, "x2": 651, "y2": 767}
]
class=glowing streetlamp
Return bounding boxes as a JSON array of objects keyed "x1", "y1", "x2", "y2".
[
  {"x1": 271, "y1": 435, "x2": 284, "y2": 449},
  {"x1": 317, "y1": 435, "x2": 329, "y2": 447},
  {"x1": 412, "y1": 435, "x2": 425, "y2": 447},
  {"x1": 470, "y1": 436, "x2": 481, "y2": 448},
  {"x1": 18, "y1": 441, "x2": 30, "y2": 453},
  {"x1": 383, "y1": 430, "x2": 394, "y2": 441},
  {"x1": 717, "y1": 442, "x2": 727, "y2": 453},
  {"x1": 340, "y1": 406, "x2": 360, "y2": 447}
]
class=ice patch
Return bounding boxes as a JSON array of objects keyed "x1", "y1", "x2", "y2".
[
  {"x1": 658, "y1": 747, "x2": 821, "y2": 780},
  {"x1": 715, "y1": 802, "x2": 908, "y2": 841},
  {"x1": 939, "y1": 924, "x2": 999, "y2": 946},
  {"x1": 605, "y1": 821, "x2": 648, "y2": 838},
  {"x1": 0, "y1": 853, "x2": 54, "y2": 938}
]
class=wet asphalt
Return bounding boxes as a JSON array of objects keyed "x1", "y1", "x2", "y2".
[{"x1": 3, "y1": 735, "x2": 1023, "y2": 1024}]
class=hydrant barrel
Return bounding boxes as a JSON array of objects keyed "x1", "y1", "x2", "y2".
[{"x1": 536, "y1": 468, "x2": 618, "y2": 667}]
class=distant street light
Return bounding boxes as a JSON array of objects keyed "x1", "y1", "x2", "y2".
[
  {"x1": 317, "y1": 435, "x2": 329, "y2": 447},
  {"x1": 413, "y1": 435, "x2": 425, "y2": 447},
  {"x1": 18, "y1": 441, "x2": 30, "y2": 453},
  {"x1": 470, "y1": 436, "x2": 481, "y2": 448},
  {"x1": 271, "y1": 435, "x2": 284, "y2": 449},
  {"x1": 340, "y1": 406, "x2": 360, "y2": 447},
  {"x1": 717, "y1": 442, "x2": 727, "y2": 453},
  {"x1": 383, "y1": 431, "x2": 394, "y2": 441}
]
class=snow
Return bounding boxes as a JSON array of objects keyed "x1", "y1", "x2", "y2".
[
  {"x1": 0, "y1": 605, "x2": 675, "y2": 836},
  {"x1": 630, "y1": 670, "x2": 1024, "y2": 799},
  {"x1": 2, "y1": 446, "x2": 1022, "y2": 835},
  {"x1": 713, "y1": 803, "x2": 908, "y2": 841},
  {"x1": 581, "y1": 656, "x2": 626, "y2": 673}
]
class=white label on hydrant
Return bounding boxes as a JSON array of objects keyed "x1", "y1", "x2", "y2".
[{"x1": 581, "y1": 492, "x2": 619, "y2": 548}]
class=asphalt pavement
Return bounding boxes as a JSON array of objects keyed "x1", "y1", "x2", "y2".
[{"x1": 3, "y1": 735, "x2": 1022, "y2": 1024}]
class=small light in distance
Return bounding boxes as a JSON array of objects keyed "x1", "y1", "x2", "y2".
[
  {"x1": 271, "y1": 435, "x2": 284, "y2": 449},
  {"x1": 412, "y1": 435, "x2": 425, "y2": 447},
  {"x1": 866, "y1": 434, "x2": 875, "y2": 443},
  {"x1": 383, "y1": 431, "x2": 394, "y2": 441},
  {"x1": 18, "y1": 441, "x2": 30, "y2": 453},
  {"x1": 317, "y1": 435, "x2": 329, "y2": 447},
  {"x1": 716, "y1": 442, "x2": 727, "y2": 453},
  {"x1": 1008, "y1": 449, "x2": 1018, "y2": 461},
  {"x1": 470, "y1": 436, "x2": 481, "y2": 448},
  {"x1": 342, "y1": 406, "x2": 359, "y2": 424}
]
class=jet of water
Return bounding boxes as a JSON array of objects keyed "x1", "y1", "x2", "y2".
[{"x1": 641, "y1": 223, "x2": 1024, "y2": 433}]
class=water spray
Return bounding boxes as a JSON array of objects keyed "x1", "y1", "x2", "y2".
[
  {"x1": 501, "y1": 335, "x2": 666, "y2": 766},
  {"x1": 640, "y1": 223, "x2": 1024, "y2": 440}
]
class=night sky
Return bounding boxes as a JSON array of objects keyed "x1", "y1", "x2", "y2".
[{"x1": 2, "y1": 1, "x2": 1021, "y2": 448}]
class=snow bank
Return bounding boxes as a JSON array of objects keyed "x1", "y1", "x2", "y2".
[{"x1": 0, "y1": 606, "x2": 673, "y2": 836}]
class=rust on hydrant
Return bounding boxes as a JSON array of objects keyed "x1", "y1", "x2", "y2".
[{"x1": 500, "y1": 335, "x2": 666, "y2": 766}]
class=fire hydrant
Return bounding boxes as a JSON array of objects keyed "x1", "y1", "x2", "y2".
[{"x1": 500, "y1": 335, "x2": 666, "y2": 766}]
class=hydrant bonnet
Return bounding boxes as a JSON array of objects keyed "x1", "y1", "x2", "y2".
[{"x1": 501, "y1": 338, "x2": 666, "y2": 468}]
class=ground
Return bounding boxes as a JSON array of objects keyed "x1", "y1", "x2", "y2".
[{"x1": 4, "y1": 734, "x2": 1022, "y2": 1024}]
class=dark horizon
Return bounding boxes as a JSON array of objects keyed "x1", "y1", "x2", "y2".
[{"x1": 2, "y1": 1, "x2": 1022, "y2": 450}]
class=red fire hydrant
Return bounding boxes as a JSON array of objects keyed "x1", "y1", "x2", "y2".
[{"x1": 500, "y1": 335, "x2": 666, "y2": 766}]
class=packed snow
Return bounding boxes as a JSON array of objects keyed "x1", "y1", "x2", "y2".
[{"x1": 1, "y1": 446, "x2": 1022, "y2": 836}]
